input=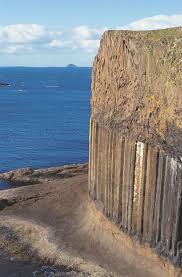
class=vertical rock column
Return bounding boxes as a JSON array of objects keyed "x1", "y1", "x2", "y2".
[
  {"x1": 89, "y1": 28, "x2": 182, "y2": 264},
  {"x1": 88, "y1": 118, "x2": 182, "y2": 263}
]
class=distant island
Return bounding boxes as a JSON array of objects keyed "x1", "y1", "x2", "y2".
[{"x1": 66, "y1": 64, "x2": 78, "y2": 68}]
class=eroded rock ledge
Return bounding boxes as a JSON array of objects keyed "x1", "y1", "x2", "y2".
[
  {"x1": 89, "y1": 27, "x2": 182, "y2": 268},
  {"x1": 0, "y1": 163, "x2": 88, "y2": 186}
]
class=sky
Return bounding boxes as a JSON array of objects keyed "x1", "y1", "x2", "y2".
[{"x1": 0, "y1": 0, "x2": 182, "y2": 66}]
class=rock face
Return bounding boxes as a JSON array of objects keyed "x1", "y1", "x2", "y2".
[
  {"x1": 92, "y1": 28, "x2": 182, "y2": 160},
  {"x1": 89, "y1": 27, "x2": 182, "y2": 266}
]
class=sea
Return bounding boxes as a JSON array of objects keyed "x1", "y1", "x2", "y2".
[{"x1": 0, "y1": 67, "x2": 91, "y2": 190}]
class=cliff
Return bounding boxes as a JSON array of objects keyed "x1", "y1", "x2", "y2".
[
  {"x1": 89, "y1": 27, "x2": 182, "y2": 267},
  {"x1": 92, "y1": 27, "x2": 182, "y2": 160}
]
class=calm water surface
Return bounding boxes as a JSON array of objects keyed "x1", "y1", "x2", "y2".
[{"x1": 0, "y1": 67, "x2": 91, "y2": 189}]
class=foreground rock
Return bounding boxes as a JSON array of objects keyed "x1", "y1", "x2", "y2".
[
  {"x1": 0, "y1": 246, "x2": 88, "y2": 277},
  {"x1": 0, "y1": 173, "x2": 178, "y2": 276},
  {"x1": 0, "y1": 163, "x2": 88, "y2": 186}
]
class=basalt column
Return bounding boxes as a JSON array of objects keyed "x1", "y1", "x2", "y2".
[{"x1": 89, "y1": 28, "x2": 182, "y2": 265}]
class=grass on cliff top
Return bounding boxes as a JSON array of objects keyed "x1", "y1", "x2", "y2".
[{"x1": 106, "y1": 27, "x2": 182, "y2": 41}]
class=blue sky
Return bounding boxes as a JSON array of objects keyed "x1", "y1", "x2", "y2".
[{"x1": 0, "y1": 0, "x2": 182, "y2": 66}]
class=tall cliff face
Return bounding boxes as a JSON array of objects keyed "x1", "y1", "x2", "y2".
[
  {"x1": 89, "y1": 28, "x2": 182, "y2": 265},
  {"x1": 92, "y1": 28, "x2": 182, "y2": 159}
]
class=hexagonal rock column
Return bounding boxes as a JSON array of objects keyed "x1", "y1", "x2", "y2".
[{"x1": 89, "y1": 28, "x2": 182, "y2": 265}]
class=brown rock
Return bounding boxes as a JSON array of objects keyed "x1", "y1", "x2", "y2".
[
  {"x1": 0, "y1": 164, "x2": 88, "y2": 186},
  {"x1": 89, "y1": 27, "x2": 182, "y2": 266},
  {"x1": 92, "y1": 27, "x2": 182, "y2": 160}
]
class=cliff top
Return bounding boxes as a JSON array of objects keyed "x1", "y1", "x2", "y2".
[{"x1": 105, "y1": 27, "x2": 182, "y2": 39}]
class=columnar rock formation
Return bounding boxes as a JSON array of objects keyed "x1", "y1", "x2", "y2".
[{"x1": 89, "y1": 28, "x2": 182, "y2": 265}]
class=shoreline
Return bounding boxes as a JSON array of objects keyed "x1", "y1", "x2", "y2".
[
  {"x1": 0, "y1": 163, "x2": 88, "y2": 189},
  {"x1": 0, "y1": 164, "x2": 181, "y2": 277},
  {"x1": 0, "y1": 167, "x2": 112, "y2": 277}
]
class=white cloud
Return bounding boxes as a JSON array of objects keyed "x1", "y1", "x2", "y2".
[
  {"x1": 122, "y1": 14, "x2": 182, "y2": 31},
  {"x1": 0, "y1": 24, "x2": 105, "y2": 54},
  {"x1": 0, "y1": 44, "x2": 33, "y2": 54},
  {"x1": 71, "y1": 26, "x2": 106, "y2": 54},
  {"x1": 80, "y1": 39, "x2": 100, "y2": 53},
  {"x1": 48, "y1": 39, "x2": 73, "y2": 49},
  {"x1": 0, "y1": 46, "x2": 18, "y2": 54},
  {"x1": 73, "y1": 25, "x2": 106, "y2": 40},
  {"x1": 48, "y1": 39, "x2": 64, "y2": 48},
  {"x1": 0, "y1": 15, "x2": 181, "y2": 58},
  {"x1": 0, "y1": 24, "x2": 62, "y2": 54},
  {"x1": 0, "y1": 24, "x2": 50, "y2": 44}
]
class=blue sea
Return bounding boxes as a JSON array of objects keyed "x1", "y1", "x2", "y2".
[{"x1": 0, "y1": 67, "x2": 91, "y2": 189}]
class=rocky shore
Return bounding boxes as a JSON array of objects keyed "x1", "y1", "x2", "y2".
[
  {"x1": 0, "y1": 163, "x2": 180, "y2": 277},
  {"x1": 0, "y1": 163, "x2": 88, "y2": 186}
]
